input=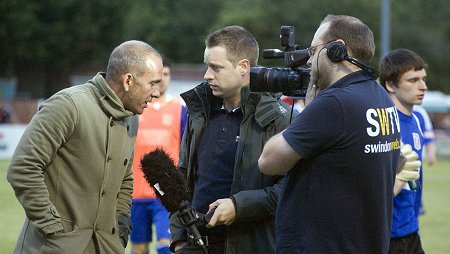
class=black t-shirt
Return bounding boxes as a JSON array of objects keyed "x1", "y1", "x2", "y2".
[{"x1": 277, "y1": 71, "x2": 400, "y2": 253}]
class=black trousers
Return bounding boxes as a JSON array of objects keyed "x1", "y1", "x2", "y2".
[{"x1": 389, "y1": 232, "x2": 425, "y2": 254}]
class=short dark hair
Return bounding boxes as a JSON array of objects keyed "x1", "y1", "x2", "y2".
[
  {"x1": 106, "y1": 40, "x2": 161, "y2": 81},
  {"x1": 205, "y1": 25, "x2": 259, "y2": 67},
  {"x1": 321, "y1": 15, "x2": 375, "y2": 64},
  {"x1": 379, "y1": 49, "x2": 426, "y2": 88}
]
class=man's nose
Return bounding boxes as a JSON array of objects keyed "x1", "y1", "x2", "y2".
[
  {"x1": 152, "y1": 88, "x2": 160, "y2": 98},
  {"x1": 306, "y1": 57, "x2": 313, "y2": 68},
  {"x1": 419, "y1": 80, "x2": 427, "y2": 90},
  {"x1": 204, "y1": 68, "x2": 213, "y2": 80}
]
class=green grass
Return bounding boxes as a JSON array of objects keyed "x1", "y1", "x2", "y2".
[
  {"x1": 2, "y1": 158, "x2": 450, "y2": 253},
  {"x1": 0, "y1": 160, "x2": 25, "y2": 253},
  {"x1": 419, "y1": 157, "x2": 450, "y2": 253}
]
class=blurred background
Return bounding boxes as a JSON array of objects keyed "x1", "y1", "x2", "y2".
[
  {"x1": 2, "y1": 0, "x2": 450, "y2": 158},
  {"x1": 1, "y1": 0, "x2": 449, "y2": 252}
]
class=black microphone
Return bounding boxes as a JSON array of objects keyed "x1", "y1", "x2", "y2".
[{"x1": 140, "y1": 148, "x2": 209, "y2": 253}]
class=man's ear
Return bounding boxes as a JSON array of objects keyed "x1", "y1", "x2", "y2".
[
  {"x1": 237, "y1": 59, "x2": 250, "y2": 76},
  {"x1": 122, "y1": 73, "x2": 133, "y2": 92},
  {"x1": 385, "y1": 81, "x2": 396, "y2": 93}
]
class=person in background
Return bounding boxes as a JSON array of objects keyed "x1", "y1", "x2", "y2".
[
  {"x1": 413, "y1": 104, "x2": 437, "y2": 216},
  {"x1": 379, "y1": 48, "x2": 427, "y2": 254},
  {"x1": 413, "y1": 105, "x2": 437, "y2": 166},
  {"x1": 7, "y1": 40, "x2": 162, "y2": 253},
  {"x1": 130, "y1": 55, "x2": 187, "y2": 254},
  {"x1": 170, "y1": 25, "x2": 291, "y2": 254},
  {"x1": 259, "y1": 15, "x2": 400, "y2": 253},
  {"x1": 0, "y1": 103, "x2": 19, "y2": 123}
]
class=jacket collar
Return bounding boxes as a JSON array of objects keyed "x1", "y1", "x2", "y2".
[
  {"x1": 90, "y1": 72, "x2": 135, "y2": 120},
  {"x1": 181, "y1": 81, "x2": 284, "y2": 128}
]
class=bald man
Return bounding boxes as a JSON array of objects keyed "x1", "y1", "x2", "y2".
[{"x1": 7, "y1": 40, "x2": 162, "y2": 254}]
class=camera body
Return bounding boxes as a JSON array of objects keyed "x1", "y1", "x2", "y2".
[{"x1": 250, "y1": 26, "x2": 311, "y2": 97}]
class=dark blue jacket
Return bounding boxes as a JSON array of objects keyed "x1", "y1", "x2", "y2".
[{"x1": 170, "y1": 82, "x2": 292, "y2": 253}]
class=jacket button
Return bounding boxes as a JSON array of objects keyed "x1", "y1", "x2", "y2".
[
  {"x1": 123, "y1": 159, "x2": 128, "y2": 166},
  {"x1": 50, "y1": 206, "x2": 60, "y2": 218},
  {"x1": 110, "y1": 120, "x2": 114, "y2": 127},
  {"x1": 107, "y1": 156, "x2": 112, "y2": 161},
  {"x1": 112, "y1": 227, "x2": 115, "y2": 234}
]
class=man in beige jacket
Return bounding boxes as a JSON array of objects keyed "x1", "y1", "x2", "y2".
[{"x1": 7, "y1": 40, "x2": 162, "y2": 254}]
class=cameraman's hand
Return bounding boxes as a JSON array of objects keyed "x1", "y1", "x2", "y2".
[
  {"x1": 304, "y1": 81, "x2": 318, "y2": 106},
  {"x1": 396, "y1": 144, "x2": 421, "y2": 181},
  {"x1": 206, "y1": 198, "x2": 236, "y2": 228}
]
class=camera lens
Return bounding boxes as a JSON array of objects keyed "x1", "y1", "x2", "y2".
[{"x1": 250, "y1": 66, "x2": 310, "y2": 97}]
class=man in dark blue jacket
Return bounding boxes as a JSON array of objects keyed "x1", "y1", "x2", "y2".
[{"x1": 170, "y1": 25, "x2": 291, "y2": 254}]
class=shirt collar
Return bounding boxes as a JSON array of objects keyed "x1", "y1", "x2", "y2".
[{"x1": 221, "y1": 104, "x2": 241, "y2": 113}]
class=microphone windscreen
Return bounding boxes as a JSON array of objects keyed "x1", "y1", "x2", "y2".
[{"x1": 140, "y1": 148, "x2": 190, "y2": 212}]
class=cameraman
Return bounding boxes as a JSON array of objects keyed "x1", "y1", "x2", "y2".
[
  {"x1": 169, "y1": 26, "x2": 291, "y2": 254},
  {"x1": 259, "y1": 15, "x2": 400, "y2": 253}
]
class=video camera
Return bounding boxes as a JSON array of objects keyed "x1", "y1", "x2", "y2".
[{"x1": 250, "y1": 26, "x2": 310, "y2": 98}]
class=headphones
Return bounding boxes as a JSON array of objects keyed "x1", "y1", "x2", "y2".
[{"x1": 326, "y1": 41, "x2": 379, "y2": 79}]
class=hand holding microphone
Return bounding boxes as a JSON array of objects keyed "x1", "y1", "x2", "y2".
[{"x1": 140, "y1": 148, "x2": 209, "y2": 253}]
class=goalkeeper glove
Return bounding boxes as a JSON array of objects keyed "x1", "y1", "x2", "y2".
[{"x1": 396, "y1": 143, "x2": 421, "y2": 181}]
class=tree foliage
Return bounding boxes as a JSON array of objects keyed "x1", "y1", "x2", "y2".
[
  {"x1": 0, "y1": 0, "x2": 128, "y2": 97},
  {"x1": 1, "y1": 0, "x2": 449, "y2": 97}
]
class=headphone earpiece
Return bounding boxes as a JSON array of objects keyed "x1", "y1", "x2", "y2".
[
  {"x1": 326, "y1": 41, "x2": 379, "y2": 79},
  {"x1": 327, "y1": 42, "x2": 348, "y2": 63}
]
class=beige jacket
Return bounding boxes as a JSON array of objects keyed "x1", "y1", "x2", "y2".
[{"x1": 7, "y1": 73, "x2": 138, "y2": 254}]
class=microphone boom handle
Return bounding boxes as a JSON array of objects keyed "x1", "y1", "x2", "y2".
[{"x1": 177, "y1": 201, "x2": 208, "y2": 253}]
